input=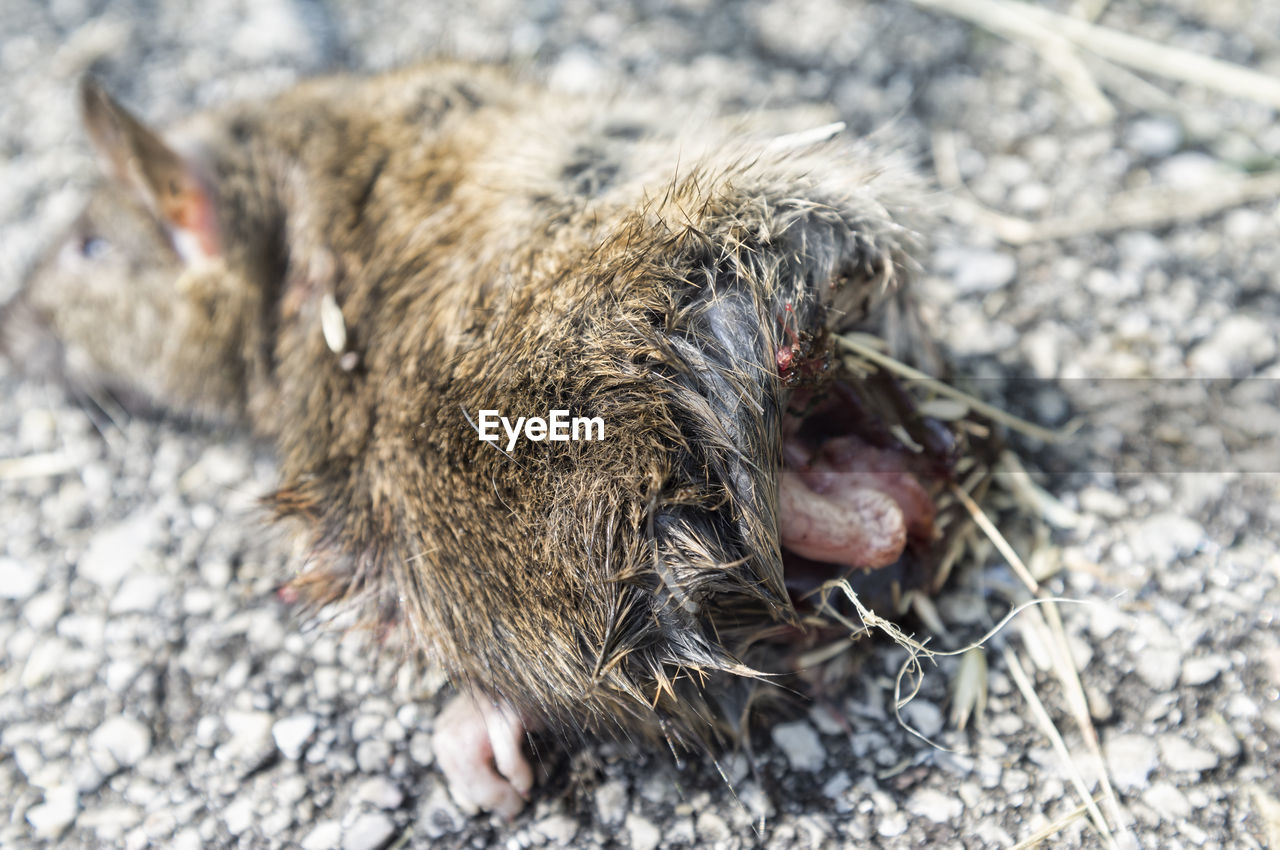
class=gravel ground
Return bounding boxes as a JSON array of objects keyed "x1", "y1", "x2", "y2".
[{"x1": 2, "y1": 1, "x2": 1279, "y2": 848}]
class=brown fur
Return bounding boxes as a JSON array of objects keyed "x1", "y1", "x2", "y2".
[{"x1": 5, "y1": 63, "x2": 938, "y2": 753}]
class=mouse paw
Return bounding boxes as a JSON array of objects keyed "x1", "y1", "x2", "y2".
[{"x1": 433, "y1": 690, "x2": 533, "y2": 819}]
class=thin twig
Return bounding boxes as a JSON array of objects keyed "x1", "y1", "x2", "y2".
[
  {"x1": 837, "y1": 334, "x2": 1072, "y2": 443},
  {"x1": 0, "y1": 451, "x2": 86, "y2": 481},
  {"x1": 1004, "y1": 645, "x2": 1116, "y2": 849},
  {"x1": 1008, "y1": 794, "x2": 1107, "y2": 850},
  {"x1": 959, "y1": 486, "x2": 1139, "y2": 850},
  {"x1": 905, "y1": 0, "x2": 1114, "y2": 122},
  {"x1": 932, "y1": 129, "x2": 1280, "y2": 245},
  {"x1": 907, "y1": 0, "x2": 1280, "y2": 109}
]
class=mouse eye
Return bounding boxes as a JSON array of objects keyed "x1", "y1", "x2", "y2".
[{"x1": 79, "y1": 235, "x2": 110, "y2": 259}]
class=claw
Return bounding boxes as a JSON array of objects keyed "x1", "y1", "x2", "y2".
[{"x1": 433, "y1": 691, "x2": 533, "y2": 819}]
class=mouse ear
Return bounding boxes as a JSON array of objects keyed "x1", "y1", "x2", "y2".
[{"x1": 79, "y1": 76, "x2": 221, "y2": 264}]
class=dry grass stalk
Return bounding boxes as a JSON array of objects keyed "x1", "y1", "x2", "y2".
[
  {"x1": 837, "y1": 333, "x2": 1071, "y2": 443},
  {"x1": 932, "y1": 129, "x2": 1280, "y2": 245},
  {"x1": 908, "y1": 0, "x2": 1280, "y2": 109}
]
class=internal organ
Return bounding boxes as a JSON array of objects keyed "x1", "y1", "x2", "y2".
[{"x1": 780, "y1": 435, "x2": 936, "y2": 570}]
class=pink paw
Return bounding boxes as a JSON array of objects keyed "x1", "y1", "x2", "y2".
[{"x1": 433, "y1": 691, "x2": 534, "y2": 819}]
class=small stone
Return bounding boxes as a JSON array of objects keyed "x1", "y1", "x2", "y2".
[
  {"x1": 625, "y1": 813, "x2": 661, "y2": 850},
  {"x1": 1155, "y1": 151, "x2": 1224, "y2": 187},
  {"x1": 354, "y1": 777, "x2": 404, "y2": 810},
  {"x1": 1199, "y1": 719, "x2": 1241, "y2": 759},
  {"x1": 273, "y1": 714, "x2": 318, "y2": 760},
  {"x1": 899, "y1": 699, "x2": 944, "y2": 740},
  {"x1": 1079, "y1": 487, "x2": 1129, "y2": 519},
  {"x1": 356, "y1": 739, "x2": 391, "y2": 773},
  {"x1": 343, "y1": 812, "x2": 396, "y2": 850},
  {"x1": 1136, "y1": 648, "x2": 1184, "y2": 691},
  {"x1": 417, "y1": 787, "x2": 464, "y2": 839},
  {"x1": 936, "y1": 247, "x2": 1017, "y2": 294},
  {"x1": 877, "y1": 811, "x2": 908, "y2": 838},
  {"x1": 1188, "y1": 315, "x2": 1277, "y2": 377},
  {"x1": 21, "y1": 637, "x2": 68, "y2": 688},
  {"x1": 1125, "y1": 117, "x2": 1182, "y2": 158},
  {"x1": 111, "y1": 573, "x2": 168, "y2": 613},
  {"x1": 223, "y1": 796, "x2": 254, "y2": 836},
  {"x1": 26, "y1": 783, "x2": 79, "y2": 839},
  {"x1": 171, "y1": 828, "x2": 202, "y2": 850},
  {"x1": 90, "y1": 716, "x2": 152, "y2": 772},
  {"x1": 352, "y1": 713, "x2": 383, "y2": 742},
  {"x1": 1159, "y1": 736, "x2": 1219, "y2": 773},
  {"x1": 595, "y1": 779, "x2": 628, "y2": 826},
  {"x1": 534, "y1": 814, "x2": 578, "y2": 844},
  {"x1": 1181, "y1": 655, "x2": 1229, "y2": 686},
  {"x1": 408, "y1": 731, "x2": 433, "y2": 765},
  {"x1": 906, "y1": 788, "x2": 963, "y2": 823},
  {"x1": 1105, "y1": 734, "x2": 1158, "y2": 790},
  {"x1": 1142, "y1": 782, "x2": 1191, "y2": 819},
  {"x1": 302, "y1": 821, "x2": 343, "y2": 850},
  {"x1": 220, "y1": 710, "x2": 275, "y2": 766},
  {"x1": 79, "y1": 510, "x2": 157, "y2": 589},
  {"x1": 822, "y1": 771, "x2": 852, "y2": 800},
  {"x1": 0, "y1": 557, "x2": 39, "y2": 600},
  {"x1": 274, "y1": 775, "x2": 308, "y2": 808},
  {"x1": 696, "y1": 811, "x2": 730, "y2": 842},
  {"x1": 23, "y1": 590, "x2": 65, "y2": 630},
  {"x1": 260, "y1": 809, "x2": 294, "y2": 838},
  {"x1": 1133, "y1": 514, "x2": 1204, "y2": 567},
  {"x1": 771, "y1": 721, "x2": 825, "y2": 772}
]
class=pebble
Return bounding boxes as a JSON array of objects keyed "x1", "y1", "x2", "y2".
[
  {"x1": 273, "y1": 713, "x2": 318, "y2": 760},
  {"x1": 534, "y1": 813, "x2": 578, "y2": 844},
  {"x1": 223, "y1": 796, "x2": 255, "y2": 836},
  {"x1": 1159, "y1": 736, "x2": 1220, "y2": 773},
  {"x1": 0, "y1": 556, "x2": 39, "y2": 600},
  {"x1": 274, "y1": 775, "x2": 309, "y2": 808},
  {"x1": 696, "y1": 810, "x2": 730, "y2": 842},
  {"x1": 408, "y1": 731, "x2": 433, "y2": 765},
  {"x1": 355, "y1": 738, "x2": 391, "y2": 773},
  {"x1": 21, "y1": 638, "x2": 69, "y2": 688},
  {"x1": 906, "y1": 788, "x2": 963, "y2": 823},
  {"x1": 1136, "y1": 647, "x2": 1184, "y2": 691},
  {"x1": 877, "y1": 811, "x2": 908, "y2": 838},
  {"x1": 595, "y1": 779, "x2": 628, "y2": 826},
  {"x1": 1155, "y1": 151, "x2": 1224, "y2": 187},
  {"x1": 1181, "y1": 654, "x2": 1229, "y2": 686},
  {"x1": 343, "y1": 812, "x2": 396, "y2": 850},
  {"x1": 352, "y1": 713, "x2": 383, "y2": 742},
  {"x1": 78, "y1": 510, "x2": 157, "y2": 589},
  {"x1": 1142, "y1": 783, "x2": 1191, "y2": 820},
  {"x1": 1105, "y1": 734, "x2": 1158, "y2": 789},
  {"x1": 1136, "y1": 514, "x2": 1203, "y2": 568},
  {"x1": 771, "y1": 721, "x2": 825, "y2": 771},
  {"x1": 26, "y1": 783, "x2": 79, "y2": 839},
  {"x1": 23, "y1": 590, "x2": 65, "y2": 631},
  {"x1": 1125, "y1": 117, "x2": 1182, "y2": 158},
  {"x1": 354, "y1": 777, "x2": 404, "y2": 810},
  {"x1": 1188, "y1": 315, "x2": 1277, "y2": 377},
  {"x1": 89, "y1": 716, "x2": 152, "y2": 772},
  {"x1": 899, "y1": 699, "x2": 944, "y2": 740},
  {"x1": 625, "y1": 813, "x2": 661, "y2": 850},
  {"x1": 220, "y1": 710, "x2": 275, "y2": 766},
  {"x1": 302, "y1": 821, "x2": 343, "y2": 850},
  {"x1": 935, "y1": 247, "x2": 1017, "y2": 294},
  {"x1": 111, "y1": 572, "x2": 168, "y2": 614},
  {"x1": 417, "y1": 787, "x2": 464, "y2": 839}
]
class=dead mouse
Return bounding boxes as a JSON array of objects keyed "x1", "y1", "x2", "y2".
[{"x1": 2, "y1": 62, "x2": 988, "y2": 818}]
